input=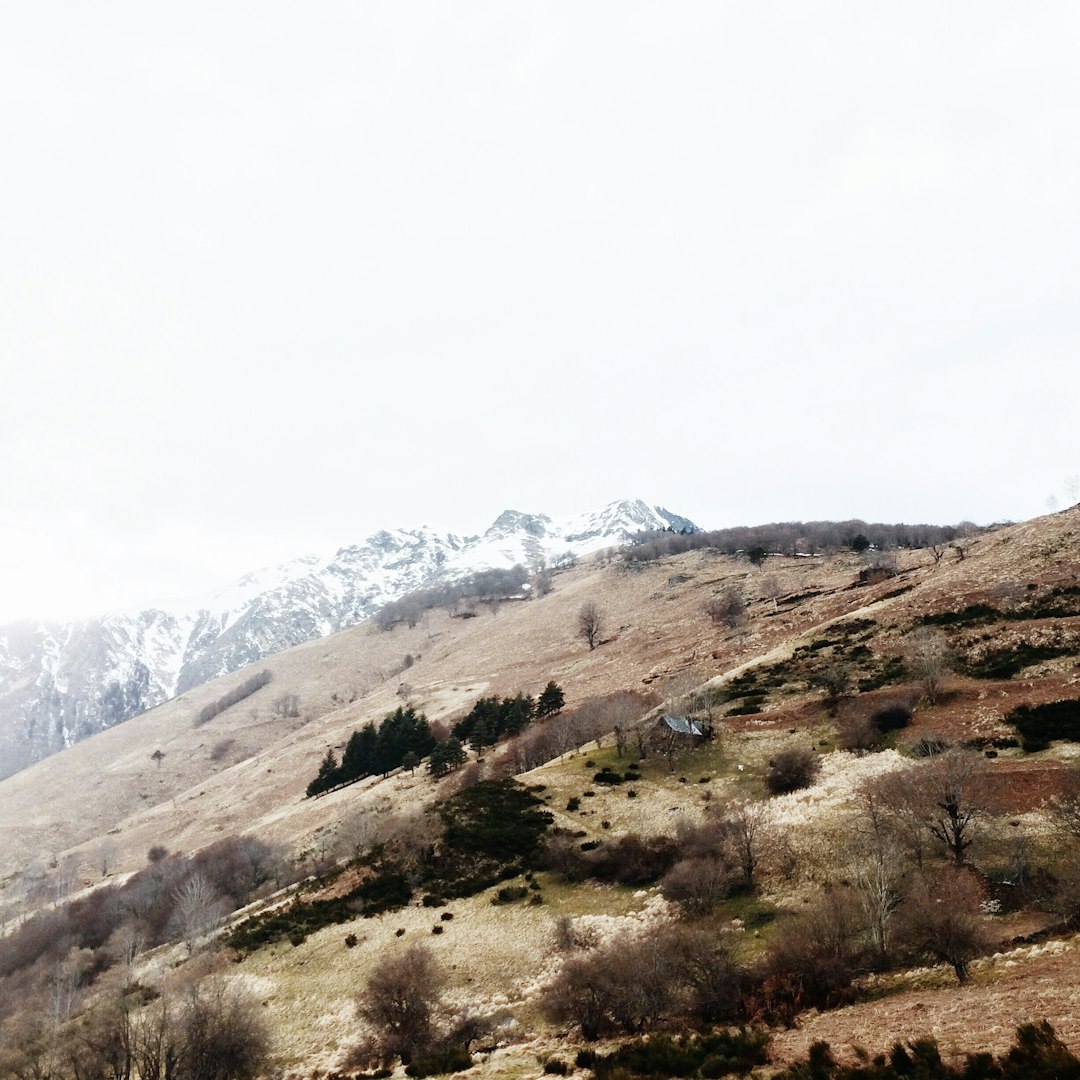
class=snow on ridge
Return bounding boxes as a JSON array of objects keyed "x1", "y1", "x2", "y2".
[{"x1": 0, "y1": 498, "x2": 700, "y2": 777}]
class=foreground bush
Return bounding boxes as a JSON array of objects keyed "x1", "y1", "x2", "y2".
[
  {"x1": 772, "y1": 1020, "x2": 1080, "y2": 1079},
  {"x1": 584, "y1": 1028, "x2": 769, "y2": 1079}
]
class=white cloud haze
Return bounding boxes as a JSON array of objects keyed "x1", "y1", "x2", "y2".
[{"x1": 2, "y1": 3, "x2": 1078, "y2": 620}]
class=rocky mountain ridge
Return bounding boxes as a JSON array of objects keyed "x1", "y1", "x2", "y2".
[{"x1": 0, "y1": 499, "x2": 694, "y2": 778}]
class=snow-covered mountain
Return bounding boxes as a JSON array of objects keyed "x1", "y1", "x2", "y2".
[{"x1": 0, "y1": 500, "x2": 695, "y2": 778}]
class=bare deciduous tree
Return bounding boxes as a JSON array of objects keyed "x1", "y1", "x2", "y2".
[
  {"x1": 273, "y1": 692, "x2": 300, "y2": 718},
  {"x1": 870, "y1": 751, "x2": 987, "y2": 868},
  {"x1": 334, "y1": 802, "x2": 390, "y2": 861},
  {"x1": 356, "y1": 943, "x2": 447, "y2": 1065},
  {"x1": 578, "y1": 601, "x2": 604, "y2": 650},
  {"x1": 760, "y1": 574, "x2": 783, "y2": 614},
  {"x1": 904, "y1": 627, "x2": 953, "y2": 706},
  {"x1": 1047, "y1": 766, "x2": 1080, "y2": 843},
  {"x1": 705, "y1": 585, "x2": 746, "y2": 628},
  {"x1": 724, "y1": 801, "x2": 767, "y2": 887},
  {"x1": 96, "y1": 839, "x2": 117, "y2": 878},
  {"x1": 171, "y1": 873, "x2": 227, "y2": 953},
  {"x1": 47, "y1": 946, "x2": 93, "y2": 1021},
  {"x1": 923, "y1": 750, "x2": 987, "y2": 866},
  {"x1": 894, "y1": 870, "x2": 989, "y2": 983}
]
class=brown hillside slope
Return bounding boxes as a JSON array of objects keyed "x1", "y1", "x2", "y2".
[
  {"x1": 4, "y1": 509, "x2": 1080, "y2": 1073},
  {"x1": 2, "y1": 508, "x2": 1078, "y2": 894}
]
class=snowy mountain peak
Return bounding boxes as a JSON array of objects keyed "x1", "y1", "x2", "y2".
[
  {"x1": 484, "y1": 510, "x2": 552, "y2": 540},
  {"x1": 561, "y1": 498, "x2": 697, "y2": 545},
  {"x1": 0, "y1": 498, "x2": 698, "y2": 778}
]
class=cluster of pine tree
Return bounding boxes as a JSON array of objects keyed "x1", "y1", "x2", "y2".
[
  {"x1": 306, "y1": 684, "x2": 565, "y2": 793},
  {"x1": 306, "y1": 705, "x2": 435, "y2": 797},
  {"x1": 451, "y1": 681, "x2": 564, "y2": 751}
]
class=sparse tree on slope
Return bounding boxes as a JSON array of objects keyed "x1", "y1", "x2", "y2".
[
  {"x1": 578, "y1": 601, "x2": 604, "y2": 650},
  {"x1": 357, "y1": 943, "x2": 447, "y2": 1066}
]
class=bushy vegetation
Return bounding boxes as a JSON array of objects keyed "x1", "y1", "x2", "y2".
[
  {"x1": 623, "y1": 520, "x2": 975, "y2": 563},
  {"x1": 963, "y1": 637, "x2": 1080, "y2": 680},
  {"x1": 374, "y1": 565, "x2": 532, "y2": 629},
  {"x1": 919, "y1": 586, "x2": 1080, "y2": 631},
  {"x1": 773, "y1": 1022, "x2": 1080, "y2": 1079},
  {"x1": 583, "y1": 1028, "x2": 769, "y2": 1078},
  {"x1": 229, "y1": 780, "x2": 553, "y2": 952},
  {"x1": 0, "y1": 835, "x2": 286, "y2": 1029},
  {"x1": 765, "y1": 747, "x2": 820, "y2": 794},
  {"x1": 1006, "y1": 698, "x2": 1080, "y2": 753},
  {"x1": 194, "y1": 670, "x2": 271, "y2": 727}
]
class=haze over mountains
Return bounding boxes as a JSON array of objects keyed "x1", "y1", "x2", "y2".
[{"x1": 0, "y1": 499, "x2": 694, "y2": 779}]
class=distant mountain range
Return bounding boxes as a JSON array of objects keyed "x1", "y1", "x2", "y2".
[{"x1": 0, "y1": 499, "x2": 695, "y2": 778}]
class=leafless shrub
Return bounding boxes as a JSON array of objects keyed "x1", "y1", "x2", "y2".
[
  {"x1": 542, "y1": 922, "x2": 743, "y2": 1038},
  {"x1": 273, "y1": 692, "x2": 300, "y2": 718},
  {"x1": 837, "y1": 710, "x2": 883, "y2": 754},
  {"x1": 132, "y1": 976, "x2": 271, "y2": 1080},
  {"x1": 209, "y1": 738, "x2": 236, "y2": 762},
  {"x1": 751, "y1": 885, "x2": 864, "y2": 1023},
  {"x1": 904, "y1": 627, "x2": 953, "y2": 706},
  {"x1": 765, "y1": 747, "x2": 820, "y2": 794},
  {"x1": 660, "y1": 856, "x2": 740, "y2": 916},
  {"x1": 382, "y1": 811, "x2": 443, "y2": 874},
  {"x1": 356, "y1": 943, "x2": 447, "y2": 1065},
  {"x1": 894, "y1": 869, "x2": 989, "y2": 983},
  {"x1": 541, "y1": 930, "x2": 677, "y2": 1039},
  {"x1": 583, "y1": 832, "x2": 680, "y2": 886},
  {"x1": 195, "y1": 671, "x2": 271, "y2": 727},
  {"x1": 705, "y1": 585, "x2": 746, "y2": 628}
]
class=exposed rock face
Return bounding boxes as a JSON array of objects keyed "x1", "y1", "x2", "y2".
[{"x1": 0, "y1": 499, "x2": 695, "y2": 778}]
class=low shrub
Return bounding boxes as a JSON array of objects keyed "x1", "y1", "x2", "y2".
[
  {"x1": 492, "y1": 885, "x2": 529, "y2": 905},
  {"x1": 1007, "y1": 699, "x2": 1080, "y2": 753},
  {"x1": 405, "y1": 1047, "x2": 472, "y2": 1078},
  {"x1": 593, "y1": 769, "x2": 625, "y2": 786},
  {"x1": 765, "y1": 747, "x2": 820, "y2": 794},
  {"x1": 911, "y1": 735, "x2": 949, "y2": 757},
  {"x1": 586, "y1": 1029, "x2": 769, "y2": 1079},
  {"x1": 873, "y1": 701, "x2": 912, "y2": 732}
]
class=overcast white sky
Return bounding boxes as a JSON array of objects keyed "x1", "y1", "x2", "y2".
[{"x1": 2, "y1": 2, "x2": 1078, "y2": 622}]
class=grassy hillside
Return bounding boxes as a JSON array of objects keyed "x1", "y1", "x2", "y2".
[{"x1": 4, "y1": 507, "x2": 1080, "y2": 1076}]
